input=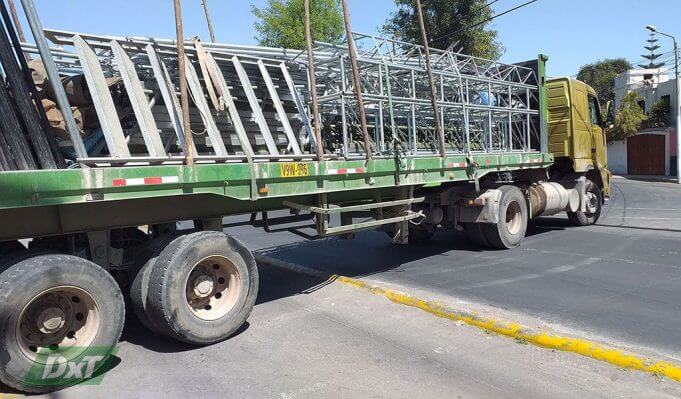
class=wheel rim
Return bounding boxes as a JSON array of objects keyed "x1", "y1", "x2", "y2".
[
  {"x1": 185, "y1": 255, "x2": 241, "y2": 321},
  {"x1": 585, "y1": 192, "x2": 599, "y2": 215},
  {"x1": 17, "y1": 286, "x2": 100, "y2": 362},
  {"x1": 505, "y1": 201, "x2": 522, "y2": 235}
]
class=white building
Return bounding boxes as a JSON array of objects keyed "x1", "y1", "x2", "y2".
[{"x1": 608, "y1": 68, "x2": 678, "y2": 176}]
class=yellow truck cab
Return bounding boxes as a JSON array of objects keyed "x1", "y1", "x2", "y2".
[{"x1": 546, "y1": 77, "x2": 611, "y2": 199}]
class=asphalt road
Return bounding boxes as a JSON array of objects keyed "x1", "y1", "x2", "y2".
[
  {"x1": 6, "y1": 176, "x2": 681, "y2": 398},
  {"x1": 17, "y1": 264, "x2": 681, "y2": 399},
  {"x1": 243, "y1": 177, "x2": 681, "y2": 359}
]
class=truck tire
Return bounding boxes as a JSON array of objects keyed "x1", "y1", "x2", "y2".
[
  {"x1": 483, "y1": 185, "x2": 528, "y2": 249},
  {"x1": 567, "y1": 179, "x2": 602, "y2": 226},
  {"x1": 463, "y1": 223, "x2": 490, "y2": 248},
  {"x1": 0, "y1": 254, "x2": 125, "y2": 393},
  {"x1": 146, "y1": 231, "x2": 258, "y2": 345}
]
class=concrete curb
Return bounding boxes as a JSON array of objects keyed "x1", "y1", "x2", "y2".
[{"x1": 255, "y1": 253, "x2": 681, "y2": 384}]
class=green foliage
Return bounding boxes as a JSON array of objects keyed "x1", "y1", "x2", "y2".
[
  {"x1": 610, "y1": 92, "x2": 646, "y2": 141},
  {"x1": 645, "y1": 99, "x2": 671, "y2": 128},
  {"x1": 576, "y1": 58, "x2": 631, "y2": 119},
  {"x1": 252, "y1": 0, "x2": 343, "y2": 49},
  {"x1": 383, "y1": 0, "x2": 503, "y2": 59}
]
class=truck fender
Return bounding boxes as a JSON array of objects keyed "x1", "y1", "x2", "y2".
[{"x1": 458, "y1": 189, "x2": 502, "y2": 224}]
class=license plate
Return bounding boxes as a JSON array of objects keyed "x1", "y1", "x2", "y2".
[{"x1": 280, "y1": 163, "x2": 310, "y2": 178}]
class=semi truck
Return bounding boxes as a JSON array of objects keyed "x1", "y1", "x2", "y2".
[{"x1": 0, "y1": 2, "x2": 609, "y2": 393}]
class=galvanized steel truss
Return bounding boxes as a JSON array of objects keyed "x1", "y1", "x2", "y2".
[{"x1": 26, "y1": 29, "x2": 542, "y2": 166}]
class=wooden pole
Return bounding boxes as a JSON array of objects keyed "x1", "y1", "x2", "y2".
[
  {"x1": 200, "y1": 0, "x2": 217, "y2": 42},
  {"x1": 415, "y1": 0, "x2": 446, "y2": 158},
  {"x1": 304, "y1": 0, "x2": 324, "y2": 161},
  {"x1": 6, "y1": 0, "x2": 28, "y2": 61},
  {"x1": 173, "y1": 0, "x2": 194, "y2": 166},
  {"x1": 340, "y1": 0, "x2": 372, "y2": 161}
]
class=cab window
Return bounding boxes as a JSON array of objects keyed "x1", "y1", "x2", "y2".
[{"x1": 588, "y1": 96, "x2": 602, "y2": 127}]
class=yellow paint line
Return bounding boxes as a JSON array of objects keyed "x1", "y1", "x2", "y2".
[{"x1": 255, "y1": 254, "x2": 681, "y2": 383}]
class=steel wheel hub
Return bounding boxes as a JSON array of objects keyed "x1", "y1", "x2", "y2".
[
  {"x1": 585, "y1": 192, "x2": 598, "y2": 214},
  {"x1": 185, "y1": 256, "x2": 241, "y2": 321},
  {"x1": 37, "y1": 307, "x2": 66, "y2": 334},
  {"x1": 17, "y1": 286, "x2": 100, "y2": 360},
  {"x1": 192, "y1": 274, "x2": 215, "y2": 298}
]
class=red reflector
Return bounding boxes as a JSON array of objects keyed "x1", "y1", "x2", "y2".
[{"x1": 144, "y1": 177, "x2": 163, "y2": 185}]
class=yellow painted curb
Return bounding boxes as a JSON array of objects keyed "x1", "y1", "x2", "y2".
[{"x1": 255, "y1": 254, "x2": 681, "y2": 383}]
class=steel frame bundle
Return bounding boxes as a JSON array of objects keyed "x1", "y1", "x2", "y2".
[
  {"x1": 25, "y1": 29, "x2": 543, "y2": 167},
  {"x1": 308, "y1": 33, "x2": 542, "y2": 158}
]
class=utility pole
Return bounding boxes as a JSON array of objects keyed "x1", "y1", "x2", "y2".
[
  {"x1": 340, "y1": 0, "x2": 372, "y2": 161},
  {"x1": 304, "y1": 0, "x2": 324, "y2": 161},
  {"x1": 174, "y1": 0, "x2": 194, "y2": 166},
  {"x1": 200, "y1": 0, "x2": 216, "y2": 42},
  {"x1": 647, "y1": 25, "x2": 680, "y2": 183},
  {"x1": 415, "y1": 0, "x2": 445, "y2": 158}
]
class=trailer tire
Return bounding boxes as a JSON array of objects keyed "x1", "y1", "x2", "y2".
[
  {"x1": 129, "y1": 232, "x2": 191, "y2": 334},
  {"x1": 0, "y1": 254, "x2": 124, "y2": 393},
  {"x1": 0, "y1": 241, "x2": 27, "y2": 256},
  {"x1": 129, "y1": 257, "x2": 162, "y2": 334},
  {"x1": 567, "y1": 179, "x2": 601, "y2": 226},
  {"x1": 146, "y1": 231, "x2": 258, "y2": 345},
  {"x1": 483, "y1": 185, "x2": 528, "y2": 249},
  {"x1": 385, "y1": 222, "x2": 436, "y2": 243},
  {"x1": 409, "y1": 223, "x2": 436, "y2": 243}
]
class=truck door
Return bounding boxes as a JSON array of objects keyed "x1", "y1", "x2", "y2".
[
  {"x1": 587, "y1": 95, "x2": 607, "y2": 170},
  {"x1": 587, "y1": 94, "x2": 610, "y2": 195}
]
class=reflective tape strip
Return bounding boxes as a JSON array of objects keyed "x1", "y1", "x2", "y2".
[
  {"x1": 112, "y1": 176, "x2": 180, "y2": 187},
  {"x1": 328, "y1": 168, "x2": 365, "y2": 175},
  {"x1": 447, "y1": 162, "x2": 467, "y2": 168}
]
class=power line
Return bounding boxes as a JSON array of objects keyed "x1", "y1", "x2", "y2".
[{"x1": 430, "y1": 0, "x2": 540, "y2": 44}]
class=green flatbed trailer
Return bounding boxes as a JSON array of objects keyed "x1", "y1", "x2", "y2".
[
  {"x1": 0, "y1": 3, "x2": 610, "y2": 393},
  {"x1": 0, "y1": 152, "x2": 552, "y2": 241}
]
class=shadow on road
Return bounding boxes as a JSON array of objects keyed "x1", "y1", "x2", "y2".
[{"x1": 0, "y1": 217, "x2": 577, "y2": 396}]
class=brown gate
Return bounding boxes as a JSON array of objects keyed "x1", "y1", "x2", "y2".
[{"x1": 627, "y1": 134, "x2": 665, "y2": 175}]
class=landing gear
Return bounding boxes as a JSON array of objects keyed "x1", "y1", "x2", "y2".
[{"x1": 0, "y1": 255, "x2": 125, "y2": 393}]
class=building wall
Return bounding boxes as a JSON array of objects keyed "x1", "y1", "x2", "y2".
[
  {"x1": 607, "y1": 139, "x2": 627, "y2": 174},
  {"x1": 612, "y1": 68, "x2": 678, "y2": 176},
  {"x1": 607, "y1": 129, "x2": 671, "y2": 175},
  {"x1": 614, "y1": 68, "x2": 678, "y2": 120}
]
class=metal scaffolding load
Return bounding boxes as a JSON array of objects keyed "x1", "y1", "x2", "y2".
[{"x1": 23, "y1": 28, "x2": 543, "y2": 167}]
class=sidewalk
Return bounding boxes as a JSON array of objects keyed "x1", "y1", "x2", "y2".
[{"x1": 612, "y1": 174, "x2": 678, "y2": 183}]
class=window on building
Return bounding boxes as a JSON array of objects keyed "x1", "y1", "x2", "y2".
[
  {"x1": 588, "y1": 96, "x2": 602, "y2": 126},
  {"x1": 661, "y1": 95, "x2": 670, "y2": 108},
  {"x1": 637, "y1": 100, "x2": 646, "y2": 112}
]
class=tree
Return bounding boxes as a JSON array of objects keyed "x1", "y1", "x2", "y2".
[
  {"x1": 576, "y1": 58, "x2": 631, "y2": 120},
  {"x1": 645, "y1": 98, "x2": 670, "y2": 128},
  {"x1": 252, "y1": 0, "x2": 343, "y2": 49},
  {"x1": 383, "y1": 0, "x2": 503, "y2": 59},
  {"x1": 610, "y1": 92, "x2": 646, "y2": 141}
]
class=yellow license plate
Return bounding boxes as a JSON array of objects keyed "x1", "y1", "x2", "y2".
[{"x1": 280, "y1": 163, "x2": 310, "y2": 178}]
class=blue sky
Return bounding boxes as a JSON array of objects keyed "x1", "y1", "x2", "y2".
[{"x1": 17, "y1": 0, "x2": 681, "y2": 77}]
